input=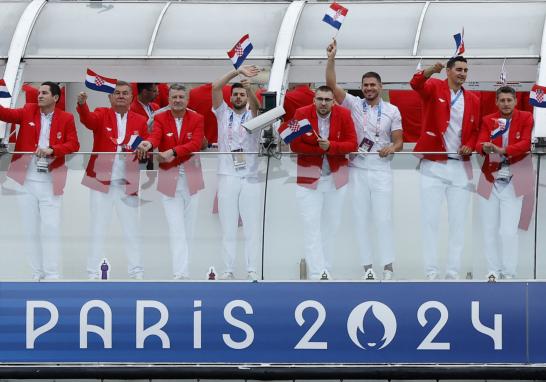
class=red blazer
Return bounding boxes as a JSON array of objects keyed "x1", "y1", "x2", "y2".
[
  {"x1": 476, "y1": 109, "x2": 533, "y2": 199},
  {"x1": 410, "y1": 72, "x2": 480, "y2": 163},
  {"x1": 147, "y1": 109, "x2": 205, "y2": 197},
  {"x1": 289, "y1": 104, "x2": 357, "y2": 189},
  {"x1": 0, "y1": 103, "x2": 79, "y2": 195},
  {"x1": 77, "y1": 103, "x2": 148, "y2": 195},
  {"x1": 283, "y1": 85, "x2": 315, "y2": 122},
  {"x1": 130, "y1": 99, "x2": 159, "y2": 119}
]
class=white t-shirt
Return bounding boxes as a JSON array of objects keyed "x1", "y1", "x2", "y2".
[
  {"x1": 317, "y1": 112, "x2": 331, "y2": 176},
  {"x1": 444, "y1": 89, "x2": 465, "y2": 159},
  {"x1": 342, "y1": 93, "x2": 402, "y2": 170},
  {"x1": 26, "y1": 112, "x2": 53, "y2": 182},
  {"x1": 212, "y1": 101, "x2": 260, "y2": 178},
  {"x1": 111, "y1": 112, "x2": 127, "y2": 181}
]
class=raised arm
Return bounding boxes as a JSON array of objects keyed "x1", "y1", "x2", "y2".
[
  {"x1": 241, "y1": 79, "x2": 260, "y2": 117},
  {"x1": 410, "y1": 62, "x2": 444, "y2": 99},
  {"x1": 76, "y1": 91, "x2": 101, "y2": 131},
  {"x1": 212, "y1": 65, "x2": 260, "y2": 110},
  {"x1": 325, "y1": 38, "x2": 347, "y2": 104}
]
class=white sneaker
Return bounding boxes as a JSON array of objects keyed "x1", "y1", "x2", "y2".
[
  {"x1": 173, "y1": 274, "x2": 190, "y2": 280},
  {"x1": 426, "y1": 271, "x2": 439, "y2": 280},
  {"x1": 219, "y1": 272, "x2": 235, "y2": 280},
  {"x1": 501, "y1": 273, "x2": 515, "y2": 280},
  {"x1": 445, "y1": 271, "x2": 459, "y2": 280},
  {"x1": 247, "y1": 271, "x2": 259, "y2": 281},
  {"x1": 131, "y1": 272, "x2": 144, "y2": 280},
  {"x1": 383, "y1": 270, "x2": 394, "y2": 280}
]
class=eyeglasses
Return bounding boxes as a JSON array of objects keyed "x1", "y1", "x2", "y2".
[{"x1": 315, "y1": 97, "x2": 334, "y2": 103}]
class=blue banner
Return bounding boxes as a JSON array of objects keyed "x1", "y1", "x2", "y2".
[{"x1": 0, "y1": 282, "x2": 535, "y2": 363}]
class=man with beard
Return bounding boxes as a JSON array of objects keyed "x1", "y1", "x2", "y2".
[
  {"x1": 212, "y1": 65, "x2": 261, "y2": 280},
  {"x1": 137, "y1": 83, "x2": 205, "y2": 279},
  {"x1": 411, "y1": 56, "x2": 480, "y2": 280},
  {"x1": 0, "y1": 82, "x2": 79, "y2": 279},
  {"x1": 326, "y1": 38, "x2": 403, "y2": 280},
  {"x1": 77, "y1": 81, "x2": 148, "y2": 280},
  {"x1": 289, "y1": 86, "x2": 357, "y2": 280}
]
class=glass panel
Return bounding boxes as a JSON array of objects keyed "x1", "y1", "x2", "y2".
[
  {"x1": 263, "y1": 152, "x2": 537, "y2": 281},
  {"x1": 0, "y1": 2, "x2": 29, "y2": 57},
  {"x1": 152, "y1": 3, "x2": 288, "y2": 57},
  {"x1": 0, "y1": 153, "x2": 266, "y2": 280},
  {"x1": 25, "y1": 2, "x2": 166, "y2": 57},
  {"x1": 417, "y1": 2, "x2": 546, "y2": 56},
  {"x1": 291, "y1": 3, "x2": 424, "y2": 57}
]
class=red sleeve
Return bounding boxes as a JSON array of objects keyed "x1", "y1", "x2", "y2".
[
  {"x1": 506, "y1": 113, "x2": 533, "y2": 158},
  {"x1": 410, "y1": 71, "x2": 434, "y2": 100},
  {"x1": 328, "y1": 109, "x2": 357, "y2": 155},
  {"x1": 0, "y1": 105, "x2": 24, "y2": 124},
  {"x1": 23, "y1": 84, "x2": 39, "y2": 103},
  {"x1": 289, "y1": 110, "x2": 323, "y2": 154},
  {"x1": 475, "y1": 116, "x2": 492, "y2": 154},
  {"x1": 52, "y1": 114, "x2": 80, "y2": 156},
  {"x1": 174, "y1": 114, "x2": 204, "y2": 157},
  {"x1": 138, "y1": 118, "x2": 149, "y2": 140},
  {"x1": 148, "y1": 117, "x2": 164, "y2": 148},
  {"x1": 76, "y1": 103, "x2": 100, "y2": 131}
]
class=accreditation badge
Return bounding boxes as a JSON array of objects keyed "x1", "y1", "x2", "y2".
[
  {"x1": 231, "y1": 149, "x2": 246, "y2": 170},
  {"x1": 359, "y1": 137, "x2": 375, "y2": 153}
]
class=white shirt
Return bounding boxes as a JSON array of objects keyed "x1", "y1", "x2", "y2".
[
  {"x1": 111, "y1": 112, "x2": 128, "y2": 181},
  {"x1": 212, "y1": 101, "x2": 260, "y2": 178},
  {"x1": 175, "y1": 117, "x2": 185, "y2": 175},
  {"x1": 444, "y1": 89, "x2": 465, "y2": 159},
  {"x1": 139, "y1": 101, "x2": 154, "y2": 118},
  {"x1": 26, "y1": 112, "x2": 54, "y2": 182},
  {"x1": 342, "y1": 93, "x2": 402, "y2": 170},
  {"x1": 317, "y1": 112, "x2": 331, "y2": 176}
]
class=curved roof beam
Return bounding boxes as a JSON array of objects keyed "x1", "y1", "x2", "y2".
[
  {"x1": 1, "y1": 0, "x2": 46, "y2": 141},
  {"x1": 147, "y1": 1, "x2": 172, "y2": 57},
  {"x1": 412, "y1": 1, "x2": 430, "y2": 56},
  {"x1": 268, "y1": 0, "x2": 306, "y2": 105}
]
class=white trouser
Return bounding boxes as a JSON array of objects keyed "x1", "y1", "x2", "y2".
[
  {"x1": 420, "y1": 159, "x2": 471, "y2": 276},
  {"x1": 349, "y1": 166, "x2": 395, "y2": 267},
  {"x1": 16, "y1": 180, "x2": 61, "y2": 280},
  {"x1": 478, "y1": 181, "x2": 523, "y2": 277},
  {"x1": 296, "y1": 175, "x2": 347, "y2": 279},
  {"x1": 161, "y1": 175, "x2": 199, "y2": 278},
  {"x1": 88, "y1": 183, "x2": 143, "y2": 278},
  {"x1": 217, "y1": 175, "x2": 261, "y2": 273}
]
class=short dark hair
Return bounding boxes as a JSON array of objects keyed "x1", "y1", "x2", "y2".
[
  {"x1": 136, "y1": 83, "x2": 156, "y2": 94},
  {"x1": 231, "y1": 83, "x2": 246, "y2": 95},
  {"x1": 447, "y1": 56, "x2": 467, "y2": 69},
  {"x1": 40, "y1": 82, "x2": 61, "y2": 101},
  {"x1": 316, "y1": 85, "x2": 334, "y2": 94},
  {"x1": 361, "y1": 71, "x2": 382, "y2": 84},
  {"x1": 496, "y1": 85, "x2": 516, "y2": 99}
]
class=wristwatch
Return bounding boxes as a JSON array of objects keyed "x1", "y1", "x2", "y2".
[{"x1": 172, "y1": 148, "x2": 177, "y2": 157}]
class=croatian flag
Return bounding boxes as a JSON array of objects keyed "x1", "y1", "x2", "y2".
[
  {"x1": 126, "y1": 135, "x2": 144, "y2": 151},
  {"x1": 277, "y1": 118, "x2": 312, "y2": 144},
  {"x1": 530, "y1": 84, "x2": 546, "y2": 108},
  {"x1": 0, "y1": 79, "x2": 11, "y2": 98},
  {"x1": 490, "y1": 118, "x2": 509, "y2": 139},
  {"x1": 453, "y1": 29, "x2": 465, "y2": 56},
  {"x1": 85, "y1": 68, "x2": 117, "y2": 94},
  {"x1": 322, "y1": 2, "x2": 348, "y2": 30},
  {"x1": 227, "y1": 34, "x2": 253, "y2": 70}
]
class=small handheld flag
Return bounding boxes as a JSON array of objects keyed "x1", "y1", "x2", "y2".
[
  {"x1": 453, "y1": 29, "x2": 465, "y2": 57},
  {"x1": 0, "y1": 79, "x2": 11, "y2": 98},
  {"x1": 530, "y1": 84, "x2": 546, "y2": 108},
  {"x1": 85, "y1": 68, "x2": 117, "y2": 94},
  {"x1": 490, "y1": 118, "x2": 509, "y2": 140},
  {"x1": 416, "y1": 58, "x2": 423, "y2": 72},
  {"x1": 227, "y1": 34, "x2": 253, "y2": 70},
  {"x1": 499, "y1": 58, "x2": 507, "y2": 85},
  {"x1": 277, "y1": 118, "x2": 313, "y2": 144},
  {"x1": 127, "y1": 135, "x2": 144, "y2": 151},
  {"x1": 322, "y1": 2, "x2": 348, "y2": 31}
]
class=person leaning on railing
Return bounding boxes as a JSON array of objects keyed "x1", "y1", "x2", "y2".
[
  {"x1": 137, "y1": 83, "x2": 205, "y2": 280},
  {"x1": 475, "y1": 85, "x2": 533, "y2": 280},
  {"x1": 410, "y1": 56, "x2": 480, "y2": 280},
  {"x1": 0, "y1": 81, "x2": 79, "y2": 280}
]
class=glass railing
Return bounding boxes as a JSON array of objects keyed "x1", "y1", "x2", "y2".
[{"x1": 0, "y1": 150, "x2": 539, "y2": 281}]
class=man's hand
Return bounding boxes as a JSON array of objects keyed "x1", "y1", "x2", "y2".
[
  {"x1": 458, "y1": 145, "x2": 473, "y2": 156},
  {"x1": 158, "y1": 149, "x2": 175, "y2": 163},
  {"x1": 378, "y1": 145, "x2": 396, "y2": 158},
  {"x1": 240, "y1": 79, "x2": 252, "y2": 92},
  {"x1": 35, "y1": 147, "x2": 53, "y2": 158},
  {"x1": 481, "y1": 142, "x2": 505, "y2": 155},
  {"x1": 326, "y1": 38, "x2": 337, "y2": 60},
  {"x1": 238, "y1": 65, "x2": 261, "y2": 78},
  {"x1": 318, "y1": 137, "x2": 330, "y2": 151},
  {"x1": 77, "y1": 92, "x2": 88, "y2": 106},
  {"x1": 423, "y1": 62, "x2": 445, "y2": 78},
  {"x1": 136, "y1": 141, "x2": 152, "y2": 160}
]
